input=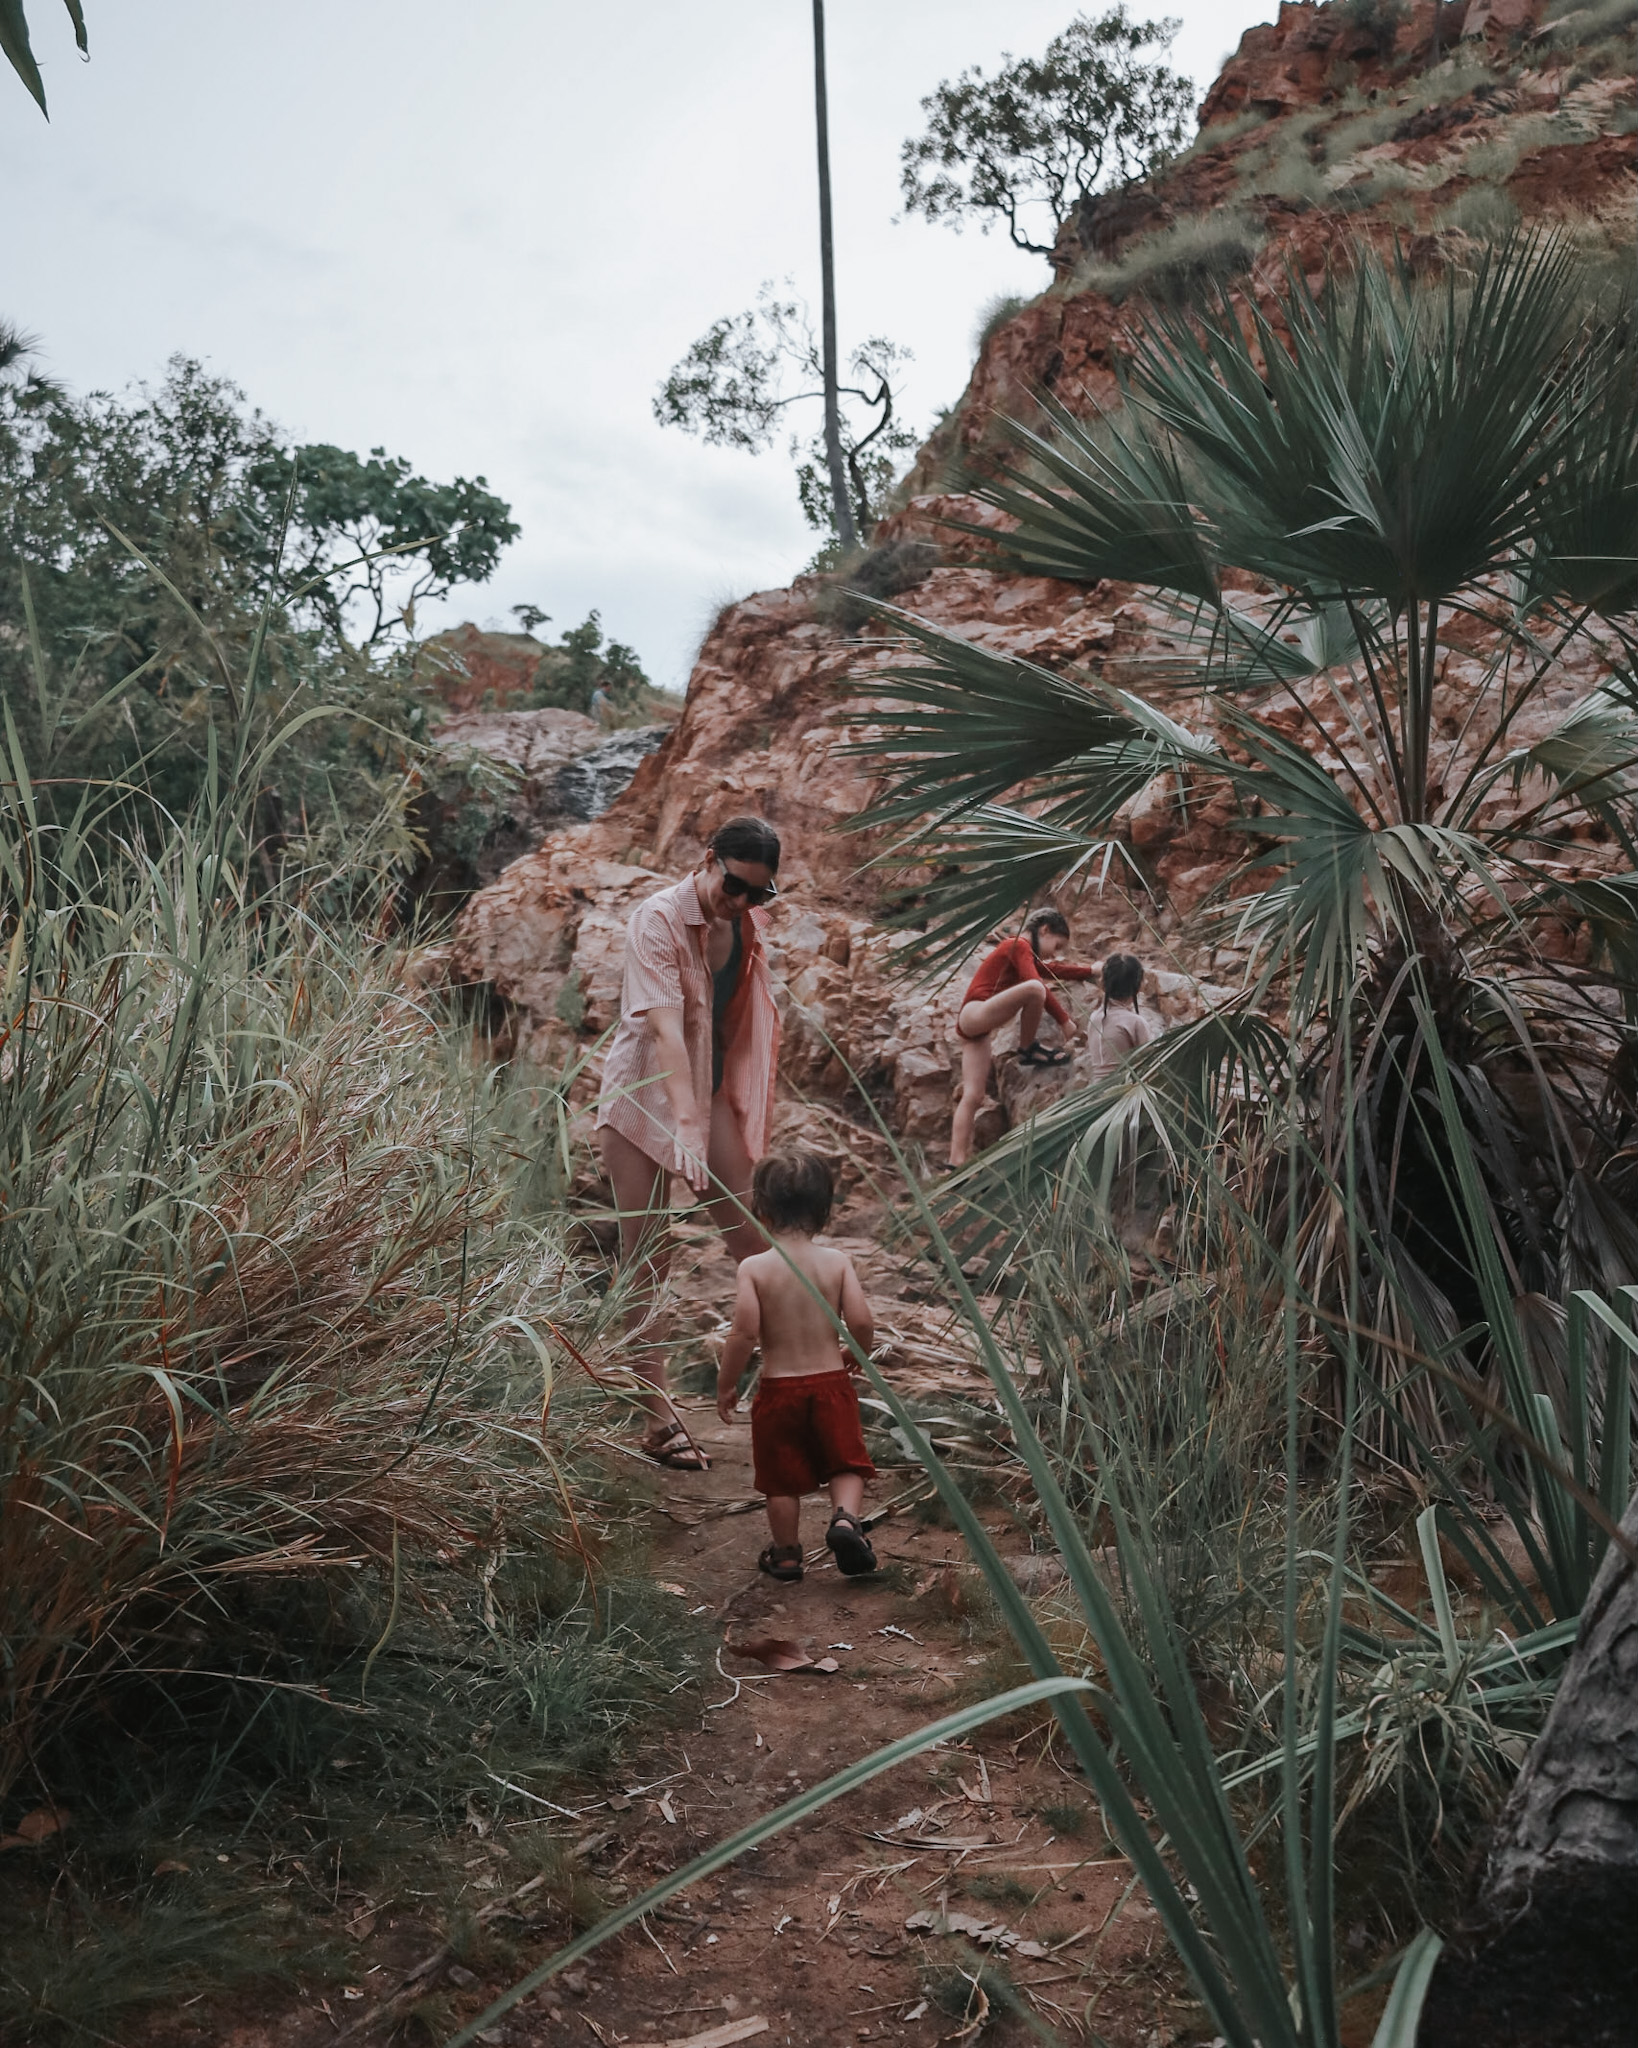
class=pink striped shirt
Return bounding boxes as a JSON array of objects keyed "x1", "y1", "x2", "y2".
[{"x1": 593, "y1": 872, "x2": 780, "y2": 1176}]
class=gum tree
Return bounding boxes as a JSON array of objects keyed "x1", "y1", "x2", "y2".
[{"x1": 900, "y1": 5, "x2": 1195, "y2": 261}]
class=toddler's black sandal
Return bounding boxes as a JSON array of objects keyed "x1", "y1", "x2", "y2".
[
  {"x1": 758, "y1": 1543, "x2": 804, "y2": 1582},
  {"x1": 825, "y1": 1509, "x2": 878, "y2": 1576}
]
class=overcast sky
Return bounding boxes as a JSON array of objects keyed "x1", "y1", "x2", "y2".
[{"x1": 6, "y1": 1, "x2": 1271, "y2": 690}]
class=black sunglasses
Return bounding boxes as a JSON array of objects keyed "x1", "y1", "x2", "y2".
[{"x1": 720, "y1": 870, "x2": 779, "y2": 907}]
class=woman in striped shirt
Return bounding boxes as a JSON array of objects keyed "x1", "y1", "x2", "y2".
[
  {"x1": 949, "y1": 909, "x2": 1096, "y2": 1168},
  {"x1": 594, "y1": 816, "x2": 782, "y2": 1469}
]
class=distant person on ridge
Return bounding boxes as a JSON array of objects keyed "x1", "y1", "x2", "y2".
[
  {"x1": 1087, "y1": 952, "x2": 1153, "y2": 1077},
  {"x1": 595, "y1": 815, "x2": 782, "y2": 1470},
  {"x1": 948, "y1": 908, "x2": 1096, "y2": 1169}
]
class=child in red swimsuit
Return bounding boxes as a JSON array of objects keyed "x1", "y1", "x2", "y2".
[{"x1": 949, "y1": 909, "x2": 1096, "y2": 1168}]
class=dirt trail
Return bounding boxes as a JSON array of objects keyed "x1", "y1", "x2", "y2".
[
  {"x1": 206, "y1": 1218, "x2": 1171, "y2": 2048},
  {"x1": 454, "y1": 1221, "x2": 1163, "y2": 2048}
]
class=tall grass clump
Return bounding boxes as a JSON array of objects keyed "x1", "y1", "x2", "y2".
[
  {"x1": 868, "y1": 1081, "x2": 1613, "y2": 2039},
  {"x1": 0, "y1": 607, "x2": 689, "y2": 2032},
  {"x1": 0, "y1": 767, "x2": 583, "y2": 1793}
]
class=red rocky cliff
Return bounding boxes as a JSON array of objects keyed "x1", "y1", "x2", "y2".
[{"x1": 446, "y1": 0, "x2": 1637, "y2": 1162}]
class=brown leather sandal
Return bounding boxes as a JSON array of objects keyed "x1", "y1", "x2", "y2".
[
  {"x1": 758, "y1": 1543, "x2": 804, "y2": 1582},
  {"x1": 642, "y1": 1422, "x2": 711, "y2": 1471}
]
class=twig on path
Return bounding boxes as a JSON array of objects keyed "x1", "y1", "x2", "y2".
[
  {"x1": 704, "y1": 1645, "x2": 760, "y2": 1712},
  {"x1": 484, "y1": 1771, "x2": 592, "y2": 1819},
  {"x1": 638, "y1": 1914, "x2": 681, "y2": 1975}
]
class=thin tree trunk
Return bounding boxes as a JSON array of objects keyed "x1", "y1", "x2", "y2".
[{"x1": 811, "y1": 0, "x2": 857, "y2": 553}]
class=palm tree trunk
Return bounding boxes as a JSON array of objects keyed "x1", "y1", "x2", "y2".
[
  {"x1": 811, "y1": 0, "x2": 857, "y2": 553},
  {"x1": 1421, "y1": 1485, "x2": 1638, "y2": 2038},
  {"x1": 1480, "y1": 1483, "x2": 1638, "y2": 1916}
]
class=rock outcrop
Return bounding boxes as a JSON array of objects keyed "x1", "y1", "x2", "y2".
[
  {"x1": 443, "y1": 0, "x2": 1638, "y2": 1165},
  {"x1": 411, "y1": 705, "x2": 667, "y2": 906}
]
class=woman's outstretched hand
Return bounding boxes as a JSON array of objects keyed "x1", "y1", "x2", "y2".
[{"x1": 676, "y1": 1111, "x2": 711, "y2": 1194}]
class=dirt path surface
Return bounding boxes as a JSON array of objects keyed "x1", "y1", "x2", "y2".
[
  {"x1": 155, "y1": 1219, "x2": 1181, "y2": 2048},
  {"x1": 417, "y1": 1222, "x2": 1167, "y2": 2048}
]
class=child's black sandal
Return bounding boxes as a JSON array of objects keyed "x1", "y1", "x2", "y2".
[
  {"x1": 758, "y1": 1543, "x2": 804, "y2": 1582},
  {"x1": 825, "y1": 1510, "x2": 878, "y2": 1577}
]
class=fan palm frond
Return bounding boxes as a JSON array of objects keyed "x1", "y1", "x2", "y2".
[{"x1": 871, "y1": 803, "x2": 1148, "y2": 978}]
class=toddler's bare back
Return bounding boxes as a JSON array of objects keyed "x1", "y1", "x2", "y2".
[{"x1": 744, "y1": 1235, "x2": 865, "y2": 1379}]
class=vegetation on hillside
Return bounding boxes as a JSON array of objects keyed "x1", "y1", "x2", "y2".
[
  {"x1": 900, "y1": 5, "x2": 1195, "y2": 259},
  {"x1": 860, "y1": 235, "x2": 1638, "y2": 1361},
  {"x1": 0, "y1": 333, "x2": 515, "y2": 867},
  {"x1": 7, "y1": 7, "x2": 1638, "y2": 2043}
]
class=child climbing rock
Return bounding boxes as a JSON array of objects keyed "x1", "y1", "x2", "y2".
[
  {"x1": 716, "y1": 1148, "x2": 878, "y2": 1583},
  {"x1": 949, "y1": 908, "x2": 1097, "y2": 1167}
]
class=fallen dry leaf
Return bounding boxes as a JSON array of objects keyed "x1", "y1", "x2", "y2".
[
  {"x1": 903, "y1": 1907, "x2": 1047, "y2": 1957},
  {"x1": 725, "y1": 1637, "x2": 838, "y2": 1675},
  {"x1": 0, "y1": 1806, "x2": 69, "y2": 1852}
]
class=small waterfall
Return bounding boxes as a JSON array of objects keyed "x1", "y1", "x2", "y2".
[{"x1": 552, "y1": 725, "x2": 667, "y2": 822}]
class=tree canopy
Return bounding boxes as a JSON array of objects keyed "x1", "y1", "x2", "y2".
[
  {"x1": 0, "y1": 339, "x2": 515, "y2": 846},
  {"x1": 654, "y1": 283, "x2": 915, "y2": 542},
  {"x1": 900, "y1": 6, "x2": 1196, "y2": 259}
]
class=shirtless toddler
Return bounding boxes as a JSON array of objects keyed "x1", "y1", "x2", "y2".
[{"x1": 716, "y1": 1148, "x2": 878, "y2": 1582}]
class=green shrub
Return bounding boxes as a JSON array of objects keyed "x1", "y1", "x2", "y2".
[
  {"x1": 1331, "y1": 159, "x2": 1416, "y2": 209},
  {"x1": 530, "y1": 608, "x2": 654, "y2": 718},
  {"x1": 1541, "y1": 0, "x2": 1638, "y2": 43},
  {"x1": 1238, "y1": 115, "x2": 1331, "y2": 205},
  {"x1": 819, "y1": 536, "x2": 940, "y2": 635},
  {"x1": 1336, "y1": 0, "x2": 1411, "y2": 55}
]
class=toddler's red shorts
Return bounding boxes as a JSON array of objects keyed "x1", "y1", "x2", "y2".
[{"x1": 751, "y1": 1368, "x2": 876, "y2": 1498}]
